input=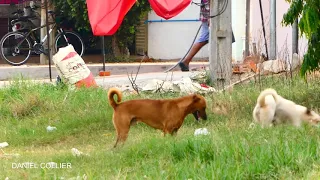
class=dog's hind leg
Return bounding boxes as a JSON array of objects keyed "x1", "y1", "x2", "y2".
[
  {"x1": 259, "y1": 107, "x2": 275, "y2": 128},
  {"x1": 113, "y1": 117, "x2": 131, "y2": 148},
  {"x1": 114, "y1": 137, "x2": 121, "y2": 148},
  {"x1": 113, "y1": 128, "x2": 130, "y2": 148}
]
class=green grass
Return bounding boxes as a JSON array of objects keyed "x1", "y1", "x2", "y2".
[{"x1": 0, "y1": 75, "x2": 320, "y2": 179}]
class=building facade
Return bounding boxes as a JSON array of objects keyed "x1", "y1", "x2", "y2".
[{"x1": 142, "y1": 0, "x2": 307, "y2": 62}]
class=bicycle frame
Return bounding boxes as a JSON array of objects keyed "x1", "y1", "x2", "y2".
[
  {"x1": 16, "y1": 20, "x2": 69, "y2": 51},
  {"x1": 40, "y1": 22, "x2": 56, "y2": 44},
  {"x1": 0, "y1": 10, "x2": 84, "y2": 66}
]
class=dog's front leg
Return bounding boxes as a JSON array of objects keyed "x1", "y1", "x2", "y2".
[
  {"x1": 162, "y1": 132, "x2": 167, "y2": 137},
  {"x1": 162, "y1": 126, "x2": 173, "y2": 137},
  {"x1": 162, "y1": 129, "x2": 169, "y2": 137},
  {"x1": 162, "y1": 126, "x2": 178, "y2": 137},
  {"x1": 170, "y1": 128, "x2": 178, "y2": 136},
  {"x1": 292, "y1": 117, "x2": 302, "y2": 127}
]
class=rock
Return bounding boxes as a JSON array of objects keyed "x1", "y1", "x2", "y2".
[{"x1": 261, "y1": 59, "x2": 286, "y2": 74}]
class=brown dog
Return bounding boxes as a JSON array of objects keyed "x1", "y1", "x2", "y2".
[{"x1": 108, "y1": 87, "x2": 207, "y2": 147}]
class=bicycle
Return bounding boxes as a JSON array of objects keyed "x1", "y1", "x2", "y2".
[{"x1": 0, "y1": 9, "x2": 85, "y2": 66}]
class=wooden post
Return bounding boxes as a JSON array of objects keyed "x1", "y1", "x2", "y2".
[
  {"x1": 40, "y1": 0, "x2": 48, "y2": 65},
  {"x1": 245, "y1": 0, "x2": 250, "y2": 57},
  {"x1": 40, "y1": 0, "x2": 54, "y2": 65},
  {"x1": 209, "y1": 0, "x2": 232, "y2": 90}
]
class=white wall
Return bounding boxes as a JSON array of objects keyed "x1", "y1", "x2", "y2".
[
  {"x1": 250, "y1": 0, "x2": 308, "y2": 61},
  {"x1": 147, "y1": 1, "x2": 208, "y2": 60},
  {"x1": 147, "y1": 0, "x2": 247, "y2": 61},
  {"x1": 232, "y1": 0, "x2": 246, "y2": 62},
  {"x1": 147, "y1": 0, "x2": 309, "y2": 62}
]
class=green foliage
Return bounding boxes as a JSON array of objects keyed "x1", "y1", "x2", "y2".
[
  {"x1": 52, "y1": 0, "x2": 151, "y2": 53},
  {"x1": 115, "y1": 0, "x2": 152, "y2": 49},
  {"x1": 282, "y1": 0, "x2": 320, "y2": 77}
]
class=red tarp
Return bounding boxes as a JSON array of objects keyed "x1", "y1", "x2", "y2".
[
  {"x1": 149, "y1": 0, "x2": 191, "y2": 20},
  {"x1": 86, "y1": 0, "x2": 191, "y2": 36},
  {"x1": 86, "y1": 0, "x2": 136, "y2": 36}
]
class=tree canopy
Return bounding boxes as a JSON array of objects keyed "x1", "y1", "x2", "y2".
[
  {"x1": 282, "y1": 0, "x2": 320, "y2": 76},
  {"x1": 52, "y1": 0, "x2": 151, "y2": 55}
]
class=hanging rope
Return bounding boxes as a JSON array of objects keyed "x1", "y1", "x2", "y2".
[
  {"x1": 164, "y1": 0, "x2": 229, "y2": 73},
  {"x1": 258, "y1": 0, "x2": 269, "y2": 60}
]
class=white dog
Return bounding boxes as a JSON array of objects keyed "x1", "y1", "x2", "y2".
[{"x1": 253, "y1": 88, "x2": 320, "y2": 127}]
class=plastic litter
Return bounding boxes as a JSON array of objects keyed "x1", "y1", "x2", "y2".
[
  {"x1": 0, "y1": 142, "x2": 9, "y2": 148},
  {"x1": 46, "y1": 126, "x2": 57, "y2": 132},
  {"x1": 249, "y1": 122, "x2": 256, "y2": 129},
  {"x1": 71, "y1": 148, "x2": 83, "y2": 157},
  {"x1": 142, "y1": 77, "x2": 216, "y2": 94},
  {"x1": 194, "y1": 128, "x2": 210, "y2": 136}
]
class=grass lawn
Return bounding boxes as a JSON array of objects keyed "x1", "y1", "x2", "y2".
[{"x1": 0, "y1": 74, "x2": 320, "y2": 179}]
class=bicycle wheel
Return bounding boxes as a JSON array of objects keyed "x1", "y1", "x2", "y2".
[
  {"x1": 0, "y1": 32, "x2": 32, "y2": 66},
  {"x1": 55, "y1": 31, "x2": 85, "y2": 56}
]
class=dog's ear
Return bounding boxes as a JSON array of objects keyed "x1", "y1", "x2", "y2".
[
  {"x1": 193, "y1": 94, "x2": 201, "y2": 102},
  {"x1": 306, "y1": 108, "x2": 312, "y2": 115}
]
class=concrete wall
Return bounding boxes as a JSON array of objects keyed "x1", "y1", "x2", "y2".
[
  {"x1": 147, "y1": 0, "x2": 247, "y2": 62},
  {"x1": 250, "y1": 0, "x2": 308, "y2": 61},
  {"x1": 0, "y1": 5, "x2": 15, "y2": 18},
  {"x1": 0, "y1": 5, "x2": 16, "y2": 39},
  {"x1": 232, "y1": 0, "x2": 246, "y2": 62},
  {"x1": 147, "y1": 0, "x2": 308, "y2": 62},
  {"x1": 147, "y1": 2, "x2": 207, "y2": 60}
]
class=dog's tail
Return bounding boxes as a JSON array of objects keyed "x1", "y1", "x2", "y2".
[
  {"x1": 257, "y1": 88, "x2": 278, "y2": 107},
  {"x1": 108, "y1": 87, "x2": 122, "y2": 109}
]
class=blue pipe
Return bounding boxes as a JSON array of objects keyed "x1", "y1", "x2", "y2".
[{"x1": 144, "y1": 19, "x2": 200, "y2": 24}]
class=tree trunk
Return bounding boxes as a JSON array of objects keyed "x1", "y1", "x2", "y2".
[
  {"x1": 111, "y1": 35, "x2": 130, "y2": 58},
  {"x1": 111, "y1": 35, "x2": 121, "y2": 57}
]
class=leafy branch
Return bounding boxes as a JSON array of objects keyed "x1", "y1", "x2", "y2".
[{"x1": 282, "y1": 0, "x2": 320, "y2": 77}]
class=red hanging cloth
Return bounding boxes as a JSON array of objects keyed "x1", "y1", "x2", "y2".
[
  {"x1": 86, "y1": 0, "x2": 191, "y2": 35},
  {"x1": 149, "y1": 0, "x2": 191, "y2": 19},
  {"x1": 86, "y1": 0, "x2": 136, "y2": 35}
]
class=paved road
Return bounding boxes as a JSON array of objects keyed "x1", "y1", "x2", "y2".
[
  {"x1": 97, "y1": 71, "x2": 204, "y2": 88},
  {"x1": 0, "y1": 71, "x2": 204, "y2": 89},
  {"x1": 0, "y1": 62, "x2": 208, "y2": 80}
]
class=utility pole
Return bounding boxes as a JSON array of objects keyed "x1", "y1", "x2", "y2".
[
  {"x1": 270, "y1": 0, "x2": 276, "y2": 60},
  {"x1": 245, "y1": 0, "x2": 250, "y2": 57},
  {"x1": 292, "y1": 19, "x2": 298, "y2": 54},
  {"x1": 209, "y1": 0, "x2": 232, "y2": 90}
]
